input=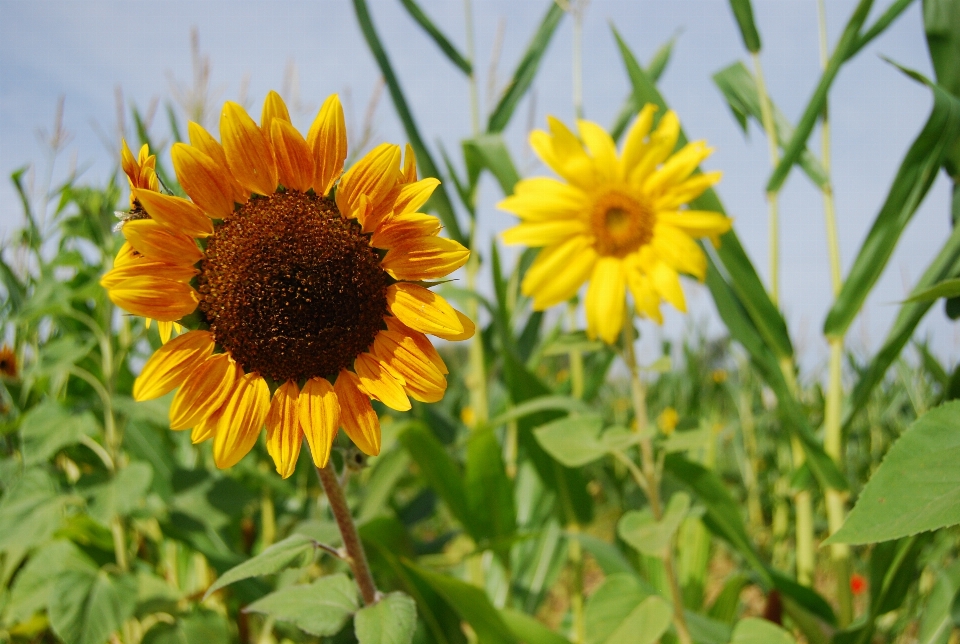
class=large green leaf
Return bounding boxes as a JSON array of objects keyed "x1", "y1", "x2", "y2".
[
  {"x1": 141, "y1": 610, "x2": 232, "y2": 644},
  {"x1": 487, "y1": 2, "x2": 564, "y2": 133},
  {"x1": 730, "y1": 618, "x2": 796, "y2": 644},
  {"x1": 848, "y1": 0, "x2": 916, "y2": 59},
  {"x1": 766, "y1": 0, "x2": 875, "y2": 192},
  {"x1": 399, "y1": 0, "x2": 472, "y2": 75},
  {"x1": 824, "y1": 67, "x2": 960, "y2": 337},
  {"x1": 245, "y1": 573, "x2": 360, "y2": 637},
  {"x1": 203, "y1": 533, "x2": 318, "y2": 598},
  {"x1": 355, "y1": 592, "x2": 418, "y2": 644},
  {"x1": 828, "y1": 401, "x2": 960, "y2": 544},
  {"x1": 499, "y1": 608, "x2": 572, "y2": 644},
  {"x1": 465, "y1": 426, "x2": 517, "y2": 561},
  {"x1": 533, "y1": 414, "x2": 607, "y2": 467},
  {"x1": 917, "y1": 563, "x2": 960, "y2": 644},
  {"x1": 4, "y1": 540, "x2": 93, "y2": 625},
  {"x1": 905, "y1": 277, "x2": 960, "y2": 302},
  {"x1": 728, "y1": 0, "x2": 762, "y2": 53},
  {"x1": 49, "y1": 567, "x2": 137, "y2": 644},
  {"x1": 925, "y1": 0, "x2": 960, "y2": 176},
  {"x1": 583, "y1": 574, "x2": 671, "y2": 644},
  {"x1": 19, "y1": 400, "x2": 98, "y2": 466},
  {"x1": 617, "y1": 492, "x2": 690, "y2": 557},
  {"x1": 352, "y1": 0, "x2": 464, "y2": 243},
  {"x1": 0, "y1": 468, "x2": 66, "y2": 581},
  {"x1": 85, "y1": 461, "x2": 153, "y2": 524}
]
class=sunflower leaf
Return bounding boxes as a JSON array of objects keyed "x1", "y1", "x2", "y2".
[{"x1": 202, "y1": 533, "x2": 317, "y2": 600}]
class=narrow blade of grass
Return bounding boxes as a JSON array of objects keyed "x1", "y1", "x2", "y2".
[
  {"x1": 399, "y1": 0, "x2": 472, "y2": 75},
  {"x1": 728, "y1": 0, "x2": 762, "y2": 53}
]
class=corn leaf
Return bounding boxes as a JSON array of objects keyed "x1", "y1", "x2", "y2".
[{"x1": 399, "y1": 0, "x2": 472, "y2": 75}]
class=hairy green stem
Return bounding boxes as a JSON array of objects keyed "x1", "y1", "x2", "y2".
[{"x1": 316, "y1": 463, "x2": 378, "y2": 605}]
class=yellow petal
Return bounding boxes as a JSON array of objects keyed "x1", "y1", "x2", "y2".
[
  {"x1": 497, "y1": 177, "x2": 588, "y2": 222},
  {"x1": 221, "y1": 101, "x2": 278, "y2": 196},
  {"x1": 307, "y1": 94, "x2": 348, "y2": 196},
  {"x1": 299, "y1": 377, "x2": 340, "y2": 468},
  {"x1": 133, "y1": 330, "x2": 214, "y2": 401},
  {"x1": 372, "y1": 330, "x2": 446, "y2": 403},
  {"x1": 385, "y1": 317, "x2": 448, "y2": 374},
  {"x1": 584, "y1": 257, "x2": 626, "y2": 344},
  {"x1": 260, "y1": 90, "x2": 291, "y2": 131},
  {"x1": 430, "y1": 310, "x2": 475, "y2": 341},
  {"x1": 386, "y1": 283, "x2": 463, "y2": 336},
  {"x1": 530, "y1": 117, "x2": 597, "y2": 191},
  {"x1": 354, "y1": 353, "x2": 410, "y2": 411},
  {"x1": 401, "y1": 143, "x2": 418, "y2": 183},
  {"x1": 501, "y1": 219, "x2": 586, "y2": 247},
  {"x1": 334, "y1": 370, "x2": 381, "y2": 456},
  {"x1": 657, "y1": 211, "x2": 732, "y2": 247},
  {"x1": 577, "y1": 119, "x2": 619, "y2": 182},
  {"x1": 336, "y1": 143, "x2": 401, "y2": 221},
  {"x1": 171, "y1": 143, "x2": 238, "y2": 220},
  {"x1": 654, "y1": 172, "x2": 722, "y2": 210},
  {"x1": 122, "y1": 219, "x2": 203, "y2": 265},
  {"x1": 371, "y1": 212, "x2": 442, "y2": 249},
  {"x1": 108, "y1": 276, "x2": 199, "y2": 321},
  {"x1": 381, "y1": 236, "x2": 470, "y2": 281},
  {"x1": 522, "y1": 236, "x2": 597, "y2": 309},
  {"x1": 393, "y1": 178, "x2": 439, "y2": 216},
  {"x1": 626, "y1": 269, "x2": 663, "y2": 324},
  {"x1": 643, "y1": 141, "x2": 712, "y2": 197},
  {"x1": 190, "y1": 403, "x2": 224, "y2": 444},
  {"x1": 169, "y1": 354, "x2": 239, "y2": 430},
  {"x1": 650, "y1": 261, "x2": 686, "y2": 312},
  {"x1": 271, "y1": 118, "x2": 314, "y2": 193},
  {"x1": 188, "y1": 121, "x2": 248, "y2": 206},
  {"x1": 213, "y1": 372, "x2": 270, "y2": 469},
  {"x1": 265, "y1": 380, "x2": 303, "y2": 479},
  {"x1": 629, "y1": 111, "x2": 680, "y2": 186},
  {"x1": 100, "y1": 259, "x2": 197, "y2": 290},
  {"x1": 134, "y1": 189, "x2": 214, "y2": 238},
  {"x1": 651, "y1": 224, "x2": 708, "y2": 280},
  {"x1": 620, "y1": 104, "x2": 658, "y2": 177}
]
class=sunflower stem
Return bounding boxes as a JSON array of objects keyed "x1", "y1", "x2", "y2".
[
  {"x1": 316, "y1": 462, "x2": 378, "y2": 605},
  {"x1": 750, "y1": 51, "x2": 781, "y2": 306},
  {"x1": 621, "y1": 322, "x2": 693, "y2": 644}
]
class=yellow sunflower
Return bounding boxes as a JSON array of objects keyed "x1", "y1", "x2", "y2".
[
  {"x1": 499, "y1": 105, "x2": 732, "y2": 344},
  {"x1": 102, "y1": 91, "x2": 472, "y2": 476}
]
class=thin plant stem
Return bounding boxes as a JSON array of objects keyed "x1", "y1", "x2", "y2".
[
  {"x1": 751, "y1": 50, "x2": 781, "y2": 305},
  {"x1": 567, "y1": 524, "x2": 585, "y2": 644},
  {"x1": 621, "y1": 322, "x2": 693, "y2": 644},
  {"x1": 465, "y1": 252, "x2": 489, "y2": 426},
  {"x1": 571, "y1": 0, "x2": 584, "y2": 119},
  {"x1": 817, "y1": 0, "x2": 852, "y2": 624},
  {"x1": 315, "y1": 463, "x2": 378, "y2": 605},
  {"x1": 464, "y1": 0, "x2": 480, "y2": 136}
]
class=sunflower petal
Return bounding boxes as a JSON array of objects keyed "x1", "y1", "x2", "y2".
[
  {"x1": 371, "y1": 212, "x2": 442, "y2": 249},
  {"x1": 497, "y1": 177, "x2": 588, "y2": 222},
  {"x1": 354, "y1": 353, "x2": 410, "y2": 411},
  {"x1": 430, "y1": 310, "x2": 475, "y2": 341},
  {"x1": 384, "y1": 317, "x2": 448, "y2": 374},
  {"x1": 169, "y1": 354, "x2": 239, "y2": 430},
  {"x1": 501, "y1": 219, "x2": 586, "y2": 247},
  {"x1": 271, "y1": 119, "x2": 314, "y2": 193},
  {"x1": 657, "y1": 211, "x2": 732, "y2": 247},
  {"x1": 620, "y1": 104, "x2": 659, "y2": 177},
  {"x1": 650, "y1": 261, "x2": 686, "y2": 312},
  {"x1": 260, "y1": 91, "x2": 291, "y2": 131},
  {"x1": 334, "y1": 370, "x2": 381, "y2": 456},
  {"x1": 654, "y1": 172, "x2": 722, "y2": 210},
  {"x1": 108, "y1": 276, "x2": 199, "y2": 321},
  {"x1": 101, "y1": 259, "x2": 197, "y2": 290},
  {"x1": 134, "y1": 190, "x2": 214, "y2": 238},
  {"x1": 401, "y1": 144, "x2": 418, "y2": 183},
  {"x1": 299, "y1": 377, "x2": 340, "y2": 468},
  {"x1": 265, "y1": 380, "x2": 303, "y2": 479},
  {"x1": 221, "y1": 101, "x2": 278, "y2": 196},
  {"x1": 307, "y1": 94, "x2": 347, "y2": 196},
  {"x1": 188, "y1": 121, "x2": 248, "y2": 205},
  {"x1": 629, "y1": 110, "x2": 680, "y2": 186},
  {"x1": 626, "y1": 269, "x2": 663, "y2": 324},
  {"x1": 122, "y1": 219, "x2": 203, "y2": 265},
  {"x1": 372, "y1": 330, "x2": 446, "y2": 403},
  {"x1": 577, "y1": 119, "x2": 619, "y2": 182},
  {"x1": 386, "y1": 283, "x2": 463, "y2": 336},
  {"x1": 336, "y1": 143, "x2": 401, "y2": 221},
  {"x1": 393, "y1": 178, "x2": 440, "y2": 216},
  {"x1": 213, "y1": 372, "x2": 270, "y2": 469},
  {"x1": 191, "y1": 403, "x2": 224, "y2": 444},
  {"x1": 171, "y1": 143, "x2": 238, "y2": 221},
  {"x1": 643, "y1": 141, "x2": 712, "y2": 197},
  {"x1": 522, "y1": 236, "x2": 597, "y2": 310},
  {"x1": 381, "y1": 236, "x2": 470, "y2": 281},
  {"x1": 584, "y1": 257, "x2": 626, "y2": 344},
  {"x1": 133, "y1": 331, "x2": 214, "y2": 401},
  {"x1": 651, "y1": 224, "x2": 708, "y2": 280}
]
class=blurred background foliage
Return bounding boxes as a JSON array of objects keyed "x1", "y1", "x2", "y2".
[{"x1": 2, "y1": 0, "x2": 960, "y2": 643}]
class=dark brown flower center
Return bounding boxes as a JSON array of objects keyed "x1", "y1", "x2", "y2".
[{"x1": 198, "y1": 191, "x2": 389, "y2": 383}]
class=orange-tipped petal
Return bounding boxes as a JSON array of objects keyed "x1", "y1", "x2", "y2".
[
  {"x1": 371, "y1": 331, "x2": 446, "y2": 403},
  {"x1": 334, "y1": 370, "x2": 381, "y2": 456},
  {"x1": 386, "y1": 283, "x2": 463, "y2": 337},
  {"x1": 401, "y1": 144, "x2": 418, "y2": 183},
  {"x1": 213, "y1": 372, "x2": 270, "y2": 469},
  {"x1": 265, "y1": 380, "x2": 303, "y2": 479},
  {"x1": 171, "y1": 143, "x2": 238, "y2": 220},
  {"x1": 299, "y1": 377, "x2": 340, "y2": 468},
  {"x1": 393, "y1": 178, "x2": 440, "y2": 216},
  {"x1": 134, "y1": 190, "x2": 213, "y2": 238},
  {"x1": 381, "y1": 237, "x2": 470, "y2": 281},
  {"x1": 133, "y1": 331, "x2": 214, "y2": 401},
  {"x1": 191, "y1": 402, "x2": 225, "y2": 445},
  {"x1": 307, "y1": 94, "x2": 347, "y2": 196},
  {"x1": 188, "y1": 121, "x2": 248, "y2": 206},
  {"x1": 107, "y1": 276, "x2": 198, "y2": 321},
  {"x1": 260, "y1": 91, "x2": 291, "y2": 131},
  {"x1": 430, "y1": 309, "x2": 475, "y2": 341},
  {"x1": 370, "y1": 212, "x2": 442, "y2": 249},
  {"x1": 385, "y1": 317, "x2": 448, "y2": 374},
  {"x1": 271, "y1": 119, "x2": 314, "y2": 193},
  {"x1": 122, "y1": 219, "x2": 203, "y2": 265},
  {"x1": 354, "y1": 353, "x2": 410, "y2": 411},
  {"x1": 336, "y1": 143, "x2": 401, "y2": 221},
  {"x1": 221, "y1": 101, "x2": 278, "y2": 196},
  {"x1": 100, "y1": 259, "x2": 197, "y2": 290},
  {"x1": 169, "y1": 354, "x2": 239, "y2": 430}
]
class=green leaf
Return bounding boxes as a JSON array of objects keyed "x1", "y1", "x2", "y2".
[
  {"x1": 49, "y1": 568, "x2": 137, "y2": 644},
  {"x1": 849, "y1": 0, "x2": 915, "y2": 59},
  {"x1": 766, "y1": 0, "x2": 875, "y2": 193},
  {"x1": 905, "y1": 277, "x2": 960, "y2": 302},
  {"x1": 4, "y1": 540, "x2": 93, "y2": 625},
  {"x1": 707, "y1": 573, "x2": 750, "y2": 624},
  {"x1": 403, "y1": 562, "x2": 519, "y2": 644},
  {"x1": 825, "y1": 67, "x2": 960, "y2": 337},
  {"x1": 609, "y1": 35, "x2": 677, "y2": 142},
  {"x1": 203, "y1": 533, "x2": 317, "y2": 599},
  {"x1": 730, "y1": 618, "x2": 796, "y2": 644},
  {"x1": 533, "y1": 414, "x2": 607, "y2": 467},
  {"x1": 488, "y1": 395, "x2": 591, "y2": 427},
  {"x1": 661, "y1": 427, "x2": 712, "y2": 453},
  {"x1": 728, "y1": 0, "x2": 762, "y2": 53},
  {"x1": 0, "y1": 468, "x2": 66, "y2": 580},
  {"x1": 487, "y1": 1, "x2": 564, "y2": 133},
  {"x1": 85, "y1": 461, "x2": 153, "y2": 524},
  {"x1": 925, "y1": 0, "x2": 960, "y2": 176},
  {"x1": 351, "y1": 0, "x2": 464, "y2": 243},
  {"x1": 142, "y1": 610, "x2": 232, "y2": 644},
  {"x1": 399, "y1": 0, "x2": 472, "y2": 75},
  {"x1": 499, "y1": 608, "x2": 572, "y2": 644},
  {"x1": 584, "y1": 574, "x2": 670, "y2": 644},
  {"x1": 355, "y1": 592, "x2": 418, "y2": 644},
  {"x1": 465, "y1": 427, "x2": 516, "y2": 561},
  {"x1": 463, "y1": 134, "x2": 521, "y2": 195},
  {"x1": 712, "y1": 62, "x2": 828, "y2": 187},
  {"x1": 19, "y1": 401, "x2": 98, "y2": 466},
  {"x1": 916, "y1": 561, "x2": 960, "y2": 644},
  {"x1": 617, "y1": 492, "x2": 690, "y2": 556},
  {"x1": 245, "y1": 573, "x2": 360, "y2": 637},
  {"x1": 828, "y1": 401, "x2": 960, "y2": 545}
]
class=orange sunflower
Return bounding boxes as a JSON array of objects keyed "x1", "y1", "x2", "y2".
[{"x1": 102, "y1": 92, "x2": 472, "y2": 476}]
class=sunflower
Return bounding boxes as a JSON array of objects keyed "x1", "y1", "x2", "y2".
[
  {"x1": 102, "y1": 91, "x2": 472, "y2": 476},
  {"x1": 499, "y1": 105, "x2": 732, "y2": 344}
]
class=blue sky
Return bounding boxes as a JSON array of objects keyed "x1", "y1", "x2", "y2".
[{"x1": 0, "y1": 0, "x2": 955, "y2": 374}]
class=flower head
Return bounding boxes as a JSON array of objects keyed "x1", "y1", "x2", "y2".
[
  {"x1": 102, "y1": 92, "x2": 471, "y2": 476},
  {"x1": 500, "y1": 105, "x2": 731, "y2": 343},
  {"x1": 0, "y1": 345, "x2": 17, "y2": 379}
]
